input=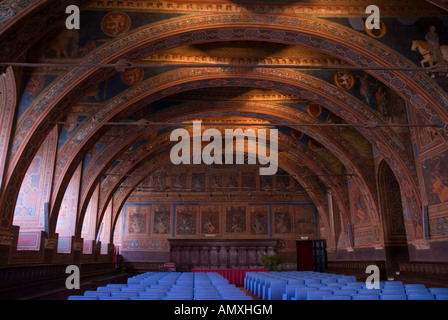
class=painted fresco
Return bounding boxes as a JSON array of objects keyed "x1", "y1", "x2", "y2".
[
  {"x1": 241, "y1": 172, "x2": 255, "y2": 191},
  {"x1": 349, "y1": 180, "x2": 370, "y2": 225},
  {"x1": 81, "y1": 188, "x2": 98, "y2": 241},
  {"x1": 260, "y1": 175, "x2": 273, "y2": 191},
  {"x1": 151, "y1": 170, "x2": 166, "y2": 192},
  {"x1": 200, "y1": 205, "x2": 220, "y2": 235},
  {"x1": 176, "y1": 205, "x2": 197, "y2": 235},
  {"x1": 249, "y1": 205, "x2": 269, "y2": 235},
  {"x1": 275, "y1": 174, "x2": 290, "y2": 192},
  {"x1": 429, "y1": 216, "x2": 448, "y2": 237},
  {"x1": 171, "y1": 174, "x2": 186, "y2": 192},
  {"x1": 152, "y1": 204, "x2": 170, "y2": 235},
  {"x1": 273, "y1": 205, "x2": 292, "y2": 234},
  {"x1": 225, "y1": 174, "x2": 239, "y2": 192},
  {"x1": 14, "y1": 157, "x2": 42, "y2": 221},
  {"x1": 123, "y1": 239, "x2": 170, "y2": 251},
  {"x1": 127, "y1": 205, "x2": 149, "y2": 234},
  {"x1": 422, "y1": 150, "x2": 448, "y2": 206},
  {"x1": 226, "y1": 205, "x2": 246, "y2": 233},
  {"x1": 294, "y1": 205, "x2": 316, "y2": 237},
  {"x1": 209, "y1": 174, "x2": 222, "y2": 192},
  {"x1": 56, "y1": 164, "x2": 82, "y2": 253},
  {"x1": 192, "y1": 173, "x2": 205, "y2": 192}
]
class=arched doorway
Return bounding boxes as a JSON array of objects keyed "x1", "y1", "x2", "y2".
[{"x1": 378, "y1": 160, "x2": 410, "y2": 278}]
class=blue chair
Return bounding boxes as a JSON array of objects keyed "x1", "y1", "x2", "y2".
[
  {"x1": 67, "y1": 296, "x2": 98, "y2": 300},
  {"x1": 324, "y1": 295, "x2": 351, "y2": 300},
  {"x1": 333, "y1": 290, "x2": 357, "y2": 296},
  {"x1": 106, "y1": 283, "x2": 127, "y2": 288},
  {"x1": 357, "y1": 289, "x2": 381, "y2": 295},
  {"x1": 435, "y1": 294, "x2": 448, "y2": 300},
  {"x1": 283, "y1": 284, "x2": 306, "y2": 300},
  {"x1": 382, "y1": 282, "x2": 404, "y2": 290},
  {"x1": 110, "y1": 291, "x2": 139, "y2": 299},
  {"x1": 139, "y1": 292, "x2": 166, "y2": 299},
  {"x1": 345, "y1": 282, "x2": 364, "y2": 288},
  {"x1": 352, "y1": 294, "x2": 380, "y2": 300},
  {"x1": 406, "y1": 288, "x2": 429, "y2": 294},
  {"x1": 380, "y1": 294, "x2": 407, "y2": 300},
  {"x1": 83, "y1": 291, "x2": 111, "y2": 298},
  {"x1": 307, "y1": 290, "x2": 333, "y2": 300},
  {"x1": 305, "y1": 279, "x2": 321, "y2": 286},
  {"x1": 381, "y1": 289, "x2": 406, "y2": 295},
  {"x1": 404, "y1": 284, "x2": 426, "y2": 289},
  {"x1": 267, "y1": 280, "x2": 287, "y2": 300},
  {"x1": 293, "y1": 287, "x2": 319, "y2": 300},
  {"x1": 321, "y1": 278, "x2": 337, "y2": 285},
  {"x1": 97, "y1": 286, "x2": 121, "y2": 293},
  {"x1": 230, "y1": 296, "x2": 253, "y2": 300},
  {"x1": 407, "y1": 293, "x2": 435, "y2": 300},
  {"x1": 429, "y1": 288, "x2": 448, "y2": 295}
]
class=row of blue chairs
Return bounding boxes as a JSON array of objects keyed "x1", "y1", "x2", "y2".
[
  {"x1": 244, "y1": 271, "x2": 448, "y2": 301},
  {"x1": 68, "y1": 271, "x2": 252, "y2": 300}
]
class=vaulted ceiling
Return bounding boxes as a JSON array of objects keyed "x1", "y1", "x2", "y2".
[{"x1": 1, "y1": 0, "x2": 448, "y2": 247}]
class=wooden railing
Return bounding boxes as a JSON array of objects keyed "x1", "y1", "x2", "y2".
[
  {"x1": 0, "y1": 262, "x2": 128, "y2": 300},
  {"x1": 395, "y1": 262, "x2": 448, "y2": 288}
]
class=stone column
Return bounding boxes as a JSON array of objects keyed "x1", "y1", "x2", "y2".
[
  {"x1": 218, "y1": 246, "x2": 228, "y2": 268},
  {"x1": 190, "y1": 246, "x2": 199, "y2": 268},
  {"x1": 238, "y1": 247, "x2": 247, "y2": 268},
  {"x1": 210, "y1": 246, "x2": 218, "y2": 268},
  {"x1": 247, "y1": 246, "x2": 257, "y2": 267},
  {"x1": 200, "y1": 246, "x2": 209, "y2": 268},
  {"x1": 229, "y1": 246, "x2": 237, "y2": 268},
  {"x1": 256, "y1": 246, "x2": 266, "y2": 266}
]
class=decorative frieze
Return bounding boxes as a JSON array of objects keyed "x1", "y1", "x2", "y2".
[{"x1": 88, "y1": 1, "x2": 445, "y2": 17}]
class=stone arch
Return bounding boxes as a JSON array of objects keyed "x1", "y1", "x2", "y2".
[
  {"x1": 72, "y1": 128, "x2": 341, "y2": 241},
  {"x1": 378, "y1": 159, "x2": 411, "y2": 277},
  {"x1": 106, "y1": 148, "x2": 332, "y2": 248},
  {"x1": 47, "y1": 68, "x2": 404, "y2": 245},
  {"x1": 81, "y1": 105, "x2": 380, "y2": 247}
]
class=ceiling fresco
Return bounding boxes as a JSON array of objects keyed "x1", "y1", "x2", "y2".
[{"x1": 1, "y1": 0, "x2": 448, "y2": 258}]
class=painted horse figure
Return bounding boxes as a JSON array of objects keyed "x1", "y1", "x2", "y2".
[{"x1": 412, "y1": 40, "x2": 448, "y2": 77}]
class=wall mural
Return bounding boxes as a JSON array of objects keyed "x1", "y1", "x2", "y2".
[
  {"x1": 121, "y1": 201, "x2": 318, "y2": 253},
  {"x1": 422, "y1": 149, "x2": 448, "y2": 206},
  {"x1": 175, "y1": 205, "x2": 197, "y2": 236},
  {"x1": 294, "y1": 205, "x2": 316, "y2": 238},
  {"x1": 249, "y1": 205, "x2": 269, "y2": 236},
  {"x1": 226, "y1": 205, "x2": 246, "y2": 234},
  {"x1": 152, "y1": 204, "x2": 170, "y2": 235},
  {"x1": 273, "y1": 205, "x2": 292, "y2": 234},
  {"x1": 127, "y1": 204, "x2": 148, "y2": 234},
  {"x1": 119, "y1": 165, "x2": 320, "y2": 254},
  {"x1": 200, "y1": 205, "x2": 220, "y2": 235}
]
